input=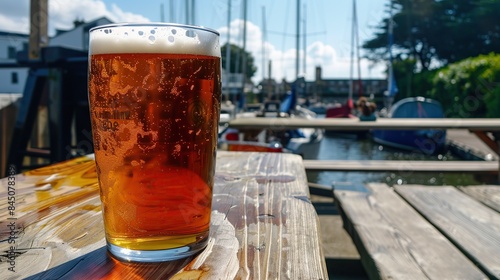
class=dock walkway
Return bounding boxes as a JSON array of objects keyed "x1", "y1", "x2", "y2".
[{"x1": 447, "y1": 129, "x2": 498, "y2": 160}]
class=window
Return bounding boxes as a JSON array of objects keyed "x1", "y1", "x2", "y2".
[
  {"x1": 8, "y1": 46, "x2": 16, "y2": 59},
  {"x1": 11, "y1": 72, "x2": 18, "y2": 84}
]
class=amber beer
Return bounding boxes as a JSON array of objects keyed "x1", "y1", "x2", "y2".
[{"x1": 88, "y1": 24, "x2": 221, "y2": 262}]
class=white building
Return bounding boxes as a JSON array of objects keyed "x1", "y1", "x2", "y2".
[
  {"x1": 49, "y1": 17, "x2": 112, "y2": 51},
  {"x1": 0, "y1": 31, "x2": 29, "y2": 93},
  {"x1": 0, "y1": 17, "x2": 113, "y2": 95}
]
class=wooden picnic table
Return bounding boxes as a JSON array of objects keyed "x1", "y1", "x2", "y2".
[
  {"x1": 333, "y1": 182, "x2": 500, "y2": 280},
  {"x1": 0, "y1": 151, "x2": 328, "y2": 279}
]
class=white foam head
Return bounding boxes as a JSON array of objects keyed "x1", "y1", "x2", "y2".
[{"x1": 89, "y1": 23, "x2": 220, "y2": 57}]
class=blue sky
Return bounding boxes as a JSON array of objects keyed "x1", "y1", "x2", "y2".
[{"x1": 0, "y1": 0, "x2": 389, "y2": 82}]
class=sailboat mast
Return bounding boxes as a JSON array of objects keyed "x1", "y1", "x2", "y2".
[
  {"x1": 388, "y1": 0, "x2": 397, "y2": 98},
  {"x1": 225, "y1": 0, "x2": 232, "y2": 100},
  {"x1": 170, "y1": 0, "x2": 175, "y2": 22},
  {"x1": 303, "y1": 3, "x2": 306, "y2": 75},
  {"x1": 348, "y1": 0, "x2": 356, "y2": 101},
  {"x1": 191, "y1": 0, "x2": 195, "y2": 25},
  {"x1": 185, "y1": 0, "x2": 189, "y2": 24},
  {"x1": 384, "y1": 0, "x2": 398, "y2": 112},
  {"x1": 160, "y1": 3, "x2": 164, "y2": 22},
  {"x1": 262, "y1": 6, "x2": 266, "y2": 81},
  {"x1": 354, "y1": 0, "x2": 362, "y2": 97},
  {"x1": 240, "y1": 0, "x2": 248, "y2": 102},
  {"x1": 295, "y1": 0, "x2": 300, "y2": 80},
  {"x1": 349, "y1": 0, "x2": 362, "y2": 99}
]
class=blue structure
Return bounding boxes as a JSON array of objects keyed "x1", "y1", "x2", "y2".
[{"x1": 372, "y1": 97, "x2": 447, "y2": 155}]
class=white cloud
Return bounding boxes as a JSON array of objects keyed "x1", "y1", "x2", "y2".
[
  {"x1": 0, "y1": 0, "x2": 150, "y2": 36},
  {"x1": 49, "y1": 0, "x2": 150, "y2": 35},
  {"x1": 0, "y1": 0, "x2": 30, "y2": 34},
  {"x1": 310, "y1": 40, "x2": 386, "y2": 80},
  {"x1": 108, "y1": 3, "x2": 150, "y2": 23},
  {"x1": 49, "y1": 0, "x2": 108, "y2": 33},
  {"x1": 308, "y1": 41, "x2": 337, "y2": 64},
  {"x1": 0, "y1": 12, "x2": 30, "y2": 34}
]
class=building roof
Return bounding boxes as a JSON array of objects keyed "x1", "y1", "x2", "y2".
[
  {"x1": 0, "y1": 17, "x2": 113, "y2": 39},
  {"x1": 0, "y1": 31, "x2": 29, "y2": 38},
  {"x1": 53, "y1": 16, "x2": 113, "y2": 37}
]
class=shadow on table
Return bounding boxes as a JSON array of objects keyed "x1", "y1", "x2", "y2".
[{"x1": 25, "y1": 246, "x2": 197, "y2": 279}]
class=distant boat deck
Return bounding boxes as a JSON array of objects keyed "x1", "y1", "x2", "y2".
[{"x1": 447, "y1": 129, "x2": 498, "y2": 161}]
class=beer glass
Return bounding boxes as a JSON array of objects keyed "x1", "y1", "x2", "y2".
[{"x1": 88, "y1": 23, "x2": 221, "y2": 262}]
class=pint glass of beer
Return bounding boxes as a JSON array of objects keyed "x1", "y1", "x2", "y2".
[{"x1": 88, "y1": 23, "x2": 221, "y2": 262}]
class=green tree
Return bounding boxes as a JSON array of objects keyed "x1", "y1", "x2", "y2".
[
  {"x1": 363, "y1": 0, "x2": 440, "y2": 70},
  {"x1": 430, "y1": 0, "x2": 500, "y2": 64},
  {"x1": 221, "y1": 43, "x2": 257, "y2": 80},
  {"x1": 363, "y1": 0, "x2": 500, "y2": 71}
]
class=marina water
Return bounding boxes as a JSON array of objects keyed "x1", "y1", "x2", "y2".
[{"x1": 306, "y1": 132, "x2": 482, "y2": 188}]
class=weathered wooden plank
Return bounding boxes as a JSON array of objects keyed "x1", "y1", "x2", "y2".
[
  {"x1": 177, "y1": 152, "x2": 328, "y2": 279},
  {"x1": 303, "y1": 159, "x2": 498, "y2": 173},
  {"x1": 395, "y1": 185, "x2": 500, "y2": 279},
  {"x1": 458, "y1": 185, "x2": 500, "y2": 212},
  {"x1": 0, "y1": 156, "x2": 107, "y2": 280},
  {"x1": 333, "y1": 183, "x2": 487, "y2": 280},
  {"x1": 229, "y1": 117, "x2": 500, "y2": 131},
  {"x1": 0, "y1": 152, "x2": 328, "y2": 279}
]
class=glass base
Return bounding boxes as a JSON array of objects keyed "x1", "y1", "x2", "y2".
[{"x1": 107, "y1": 240, "x2": 207, "y2": 262}]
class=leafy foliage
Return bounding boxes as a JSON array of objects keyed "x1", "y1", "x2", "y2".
[{"x1": 430, "y1": 53, "x2": 500, "y2": 118}]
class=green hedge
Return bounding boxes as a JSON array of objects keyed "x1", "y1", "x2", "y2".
[
  {"x1": 430, "y1": 53, "x2": 500, "y2": 118},
  {"x1": 392, "y1": 53, "x2": 500, "y2": 118}
]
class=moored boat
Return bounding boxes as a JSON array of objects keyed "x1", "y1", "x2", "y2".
[
  {"x1": 372, "y1": 96, "x2": 447, "y2": 155},
  {"x1": 218, "y1": 92, "x2": 323, "y2": 159}
]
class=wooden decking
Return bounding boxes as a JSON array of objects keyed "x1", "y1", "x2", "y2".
[
  {"x1": 333, "y1": 183, "x2": 500, "y2": 280},
  {"x1": 447, "y1": 129, "x2": 498, "y2": 161}
]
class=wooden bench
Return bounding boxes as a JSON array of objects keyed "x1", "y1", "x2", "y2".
[
  {"x1": 458, "y1": 185, "x2": 500, "y2": 212},
  {"x1": 395, "y1": 185, "x2": 500, "y2": 279},
  {"x1": 333, "y1": 183, "x2": 500, "y2": 279},
  {"x1": 0, "y1": 151, "x2": 328, "y2": 279}
]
